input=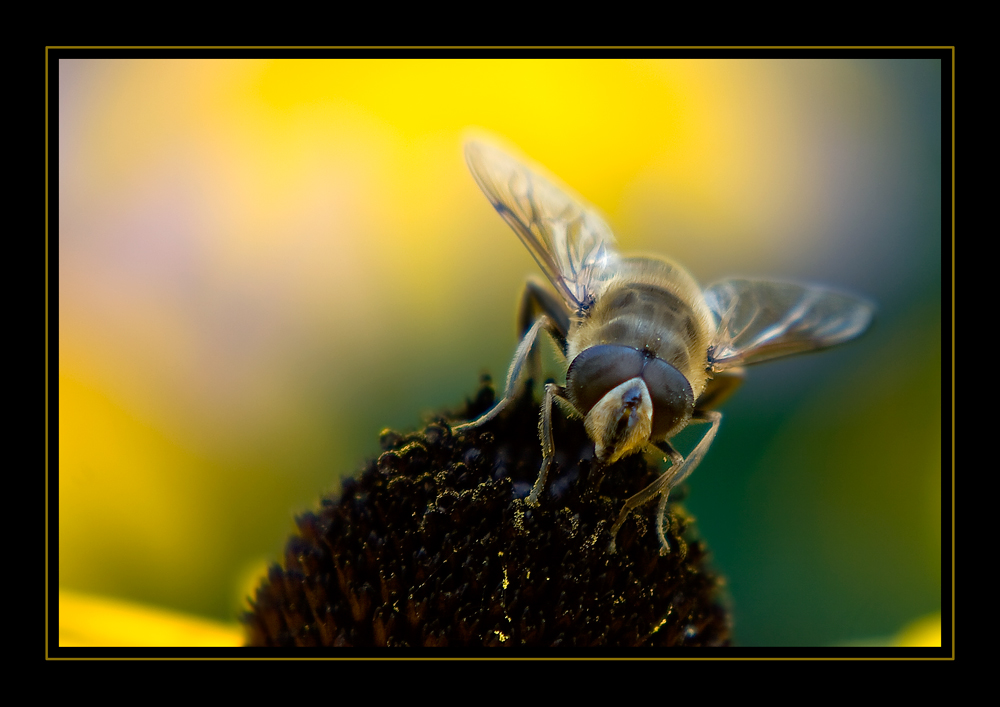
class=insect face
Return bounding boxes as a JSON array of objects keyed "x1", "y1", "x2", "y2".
[{"x1": 565, "y1": 344, "x2": 694, "y2": 464}]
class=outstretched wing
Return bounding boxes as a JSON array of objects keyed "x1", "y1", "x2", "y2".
[
  {"x1": 704, "y1": 278, "x2": 875, "y2": 370},
  {"x1": 465, "y1": 140, "x2": 618, "y2": 312}
]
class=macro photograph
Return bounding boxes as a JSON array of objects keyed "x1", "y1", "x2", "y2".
[{"x1": 53, "y1": 52, "x2": 947, "y2": 652}]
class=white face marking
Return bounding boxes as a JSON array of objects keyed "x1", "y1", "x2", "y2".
[{"x1": 585, "y1": 377, "x2": 653, "y2": 464}]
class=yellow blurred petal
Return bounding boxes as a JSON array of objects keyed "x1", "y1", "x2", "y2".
[
  {"x1": 59, "y1": 590, "x2": 243, "y2": 647},
  {"x1": 893, "y1": 612, "x2": 942, "y2": 648}
]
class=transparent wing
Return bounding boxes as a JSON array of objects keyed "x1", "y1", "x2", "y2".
[
  {"x1": 704, "y1": 278, "x2": 875, "y2": 370},
  {"x1": 465, "y1": 140, "x2": 619, "y2": 312}
]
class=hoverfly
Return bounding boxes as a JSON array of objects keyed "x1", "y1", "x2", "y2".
[{"x1": 455, "y1": 139, "x2": 874, "y2": 555}]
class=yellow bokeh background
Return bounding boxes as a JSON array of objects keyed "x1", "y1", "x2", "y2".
[{"x1": 57, "y1": 58, "x2": 944, "y2": 647}]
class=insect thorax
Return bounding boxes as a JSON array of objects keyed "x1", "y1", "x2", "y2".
[{"x1": 569, "y1": 277, "x2": 712, "y2": 399}]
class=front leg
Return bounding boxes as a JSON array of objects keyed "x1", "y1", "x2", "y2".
[
  {"x1": 526, "y1": 381, "x2": 577, "y2": 506},
  {"x1": 609, "y1": 411, "x2": 722, "y2": 555},
  {"x1": 588, "y1": 438, "x2": 679, "y2": 498}
]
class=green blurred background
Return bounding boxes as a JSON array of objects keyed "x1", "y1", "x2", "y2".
[{"x1": 58, "y1": 58, "x2": 943, "y2": 646}]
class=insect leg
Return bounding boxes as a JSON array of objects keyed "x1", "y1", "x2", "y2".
[
  {"x1": 517, "y1": 277, "x2": 571, "y2": 382},
  {"x1": 663, "y1": 410, "x2": 721, "y2": 491},
  {"x1": 695, "y1": 367, "x2": 745, "y2": 411},
  {"x1": 526, "y1": 381, "x2": 572, "y2": 507},
  {"x1": 608, "y1": 411, "x2": 722, "y2": 555},
  {"x1": 454, "y1": 314, "x2": 563, "y2": 430},
  {"x1": 606, "y1": 440, "x2": 682, "y2": 549},
  {"x1": 518, "y1": 277, "x2": 570, "y2": 342},
  {"x1": 608, "y1": 466, "x2": 671, "y2": 554},
  {"x1": 653, "y1": 438, "x2": 685, "y2": 468},
  {"x1": 587, "y1": 433, "x2": 680, "y2": 499}
]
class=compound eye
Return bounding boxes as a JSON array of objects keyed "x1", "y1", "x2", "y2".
[
  {"x1": 642, "y1": 356, "x2": 694, "y2": 438},
  {"x1": 566, "y1": 345, "x2": 646, "y2": 415}
]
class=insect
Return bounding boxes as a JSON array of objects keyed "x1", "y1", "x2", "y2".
[{"x1": 455, "y1": 139, "x2": 874, "y2": 555}]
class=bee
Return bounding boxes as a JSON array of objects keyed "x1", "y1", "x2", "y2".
[{"x1": 455, "y1": 140, "x2": 874, "y2": 555}]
